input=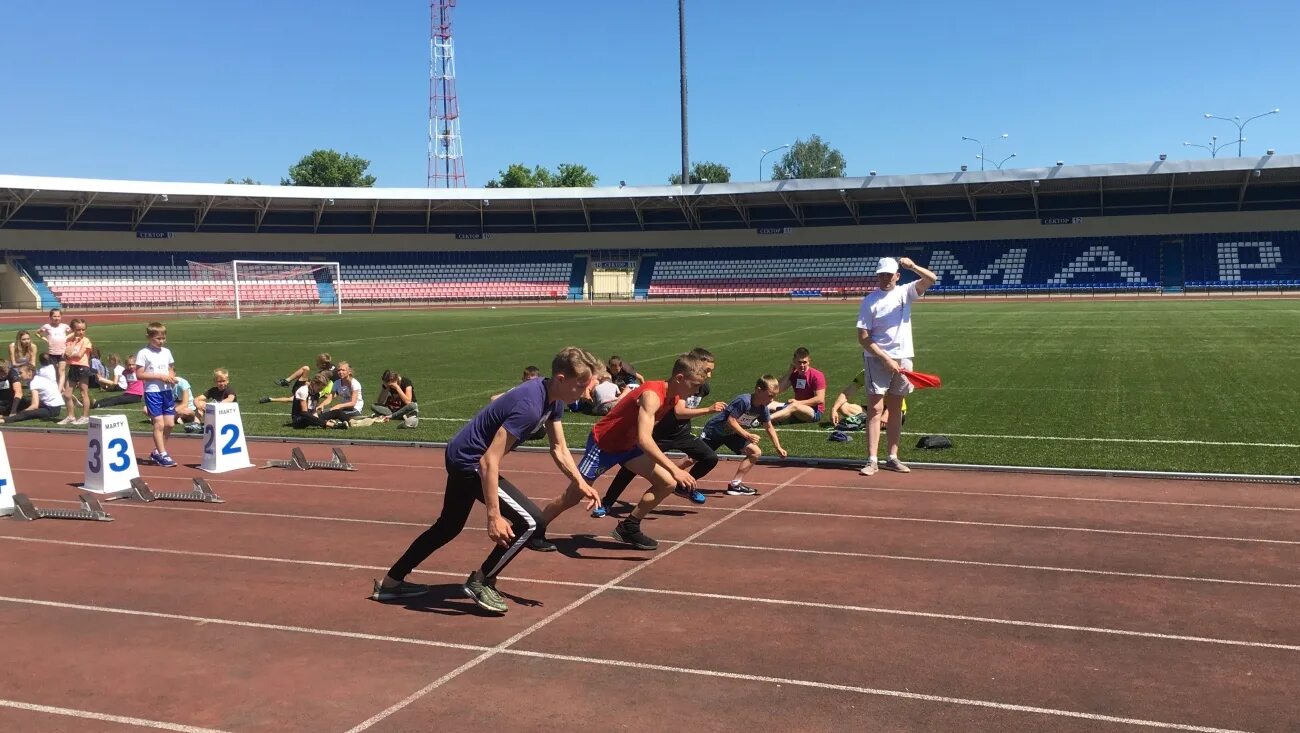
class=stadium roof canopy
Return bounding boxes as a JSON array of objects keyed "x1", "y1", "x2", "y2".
[{"x1": 2, "y1": 154, "x2": 1299, "y2": 235}]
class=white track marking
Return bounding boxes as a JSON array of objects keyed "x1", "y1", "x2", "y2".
[
  {"x1": 687, "y1": 540, "x2": 1300, "y2": 588},
  {"x1": 0, "y1": 700, "x2": 230, "y2": 733},
  {"x1": 6, "y1": 533, "x2": 1295, "y2": 591},
  {"x1": 612, "y1": 586, "x2": 1300, "y2": 651},
  {"x1": 0, "y1": 595, "x2": 1262, "y2": 733},
  {"x1": 497, "y1": 650, "x2": 1255, "y2": 733},
  {"x1": 741, "y1": 507, "x2": 1300, "y2": 545},
  {"x1": 340, "y1": 467, "x2": 814, "y2": 733}
]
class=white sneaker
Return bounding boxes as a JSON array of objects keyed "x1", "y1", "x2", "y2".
[
  {"x1": 882, "y1": 457, "x2": 911, "y2": 473},
  {"x1": 74, "y1": 417, "x2": 90, "y2": 426},
  {"x1": 57, "y1": 416, "x2": 75, "y2": 425},
  {"x1": 859, "y1": 460, "x2": 878, "y2": 476}
]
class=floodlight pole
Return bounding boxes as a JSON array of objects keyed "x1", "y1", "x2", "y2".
[
  {"x1": 678, "y1": 0, "x2": 690, "y2": 185},
  {"x1": 1204, "y1": 109, "x2": 1280, "y2": 157}
]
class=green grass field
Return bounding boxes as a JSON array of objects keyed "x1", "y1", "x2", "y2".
[{"x1": 20, "y1": 299, "x2": 1300, "y2": 476}]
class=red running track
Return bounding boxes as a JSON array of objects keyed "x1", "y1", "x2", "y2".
[{"x1": 0, "y1": 428, "x2": 1297, "y2": 732}]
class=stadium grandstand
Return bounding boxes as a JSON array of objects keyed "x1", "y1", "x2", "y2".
[{"x1": 3, "y1": 154, "x2": 1299, "y2": 312}]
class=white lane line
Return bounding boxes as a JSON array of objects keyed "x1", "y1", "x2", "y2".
[
  {"x1": 340, "y1": 467, "x2": 815, "y2": 733},
  {"x1": 689, "y1": 541, "x2": 1300, "y2": 589},
  {"x1": 0, "y1": 595, "x2": 1258, "y2": 733},
  {"x1": 1, "y1": 537, "x2": 1292, "y2": 650},
  {"x1": 741, "y1": 507, "x2": 1300, "y2": 545},
  {"x1": 499, "y1": 650, "x2": 1254, "y2": 733},
  {"x1": 0, "y1": 596, "x2": 482, "y2": 653},
  {"x1": 7, "y1": 533, "x2": 1295, "y2": 593},
  {"x1": 785, "y1": 483, "x2": 1300, "y2": 512},
  {"x1": 26, "y1": 489, "x2": 1296, "y2": 546},
  {"x1": 0, "y1": 700, "x2": 230, "y2": 733},
  {"x1": 612, "y1": 586, "x2": 1300, "y2": 651}
]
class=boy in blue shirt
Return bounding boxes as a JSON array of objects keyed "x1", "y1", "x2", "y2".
[
  {"x1": 701, "y1": 375, "x2": 788, "y2": 495},
  {"x1": 372, "y1": 347, "x2": 602, "y2": 615}
]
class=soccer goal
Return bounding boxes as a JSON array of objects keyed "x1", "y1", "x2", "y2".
[{"x1": 186, "y1": 260, "x2": 343, "y2": 319}]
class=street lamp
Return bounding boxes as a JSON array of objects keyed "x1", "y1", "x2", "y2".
[
  {"x1": 759, "y1": 144, "x2": 791, "y2": 181},
  {"x1": 976, "y1": 152, "x2": 1017, "y2": 170},
  {"x1": 961, "y1": 133, "x2": 1008, "y2": 170},
  {"x1": 1204, "y1": 109, "x2": 1280, "y2": 156},
  {"x1": 1183, "y1": 135, "x2": 1243, "y2": 159}
]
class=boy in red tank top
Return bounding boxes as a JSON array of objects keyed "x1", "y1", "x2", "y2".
[{"x1": 531, "y1": 353, "x2": 709, "y2": 552}]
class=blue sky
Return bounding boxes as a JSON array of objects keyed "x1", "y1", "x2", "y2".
[{"x1": 2, "y1": 0, "x2": 1296, "y2": 188}]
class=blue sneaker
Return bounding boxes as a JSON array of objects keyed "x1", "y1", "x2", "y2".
[
  {"x1": 674, "y1": 486, "x2": 706, "y2": 504},
  {"x1": 590, "y1": 505, "x2": 608, "y2": 518},
  {"x1": 156, "y1": 453, "x2": 178, "y2": 468}
]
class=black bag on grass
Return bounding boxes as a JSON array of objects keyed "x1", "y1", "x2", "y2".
[{"x1": 915, "y1": 435, "x2": 952, "y2": 450}]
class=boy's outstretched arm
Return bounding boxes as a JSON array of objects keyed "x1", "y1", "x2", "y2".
[
  {"x1": 637, "y1": 391, "x2": 695, "y2": 488},
  {"x1": 545, "y1": 419, "x2": 599, "y2": 509}
]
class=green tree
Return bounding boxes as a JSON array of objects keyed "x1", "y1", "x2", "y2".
[
  {"x1": 281, "y1": 150, "x2": 376, "y2": 187},
  {"x1": 770, "y1": 135, "x2": 847, "y2": 180},
  {"x1": 669, "y1": 161, "x2": 732, "y2": 184},
  {"x1": 485, "y1": 163, "x2": 597, "y2": 188},
  {"x1": 224, "y1": 177, "x2": 261, "y2": 185}
]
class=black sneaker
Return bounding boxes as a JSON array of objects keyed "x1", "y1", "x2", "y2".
[
  {"x1": 370, "y1": 578, "x2": 431, "y2": 601},
  {"x1": 725, "y1": 482, "x2": 758, "y2": 496},
  {"x1": 527, "y1": 534, "x2": 557, "y2": 552},
  {"x1": 258, "y1": 396, "x2": 272, "y2": 404},
  {"x1": 276, "y1": 378, "x2": 291, "y2": 387},
  {"x1": 611, "y1": 522, "x2": 658, "y2": 550}
]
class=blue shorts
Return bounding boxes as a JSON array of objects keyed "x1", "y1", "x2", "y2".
[
  {"x1": 144, "y1": 391, "x2": 176, "y2": 418},
  {"x1": 577, "y1": 432, "x2": 643, "y2": 481}
]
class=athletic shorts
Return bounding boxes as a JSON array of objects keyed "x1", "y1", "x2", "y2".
[
  {"x1": 703, "y1": 432, "x2": 752, "y2": 455},
  {"x1": 67, "y1": 364, "x2": 93, "y2": 385},
  {"x1": 47, "y1": 353, "x2": 65, "y2": 363},
  {"x1": 576, "y1": 432, "x2": 644, "y2": 481},
  {"x1": 144, "y1": 391, "x2": 177, "y2": 418},
  {"x1": 863, "y1": 355, "x2": 914, "y2": 396}
]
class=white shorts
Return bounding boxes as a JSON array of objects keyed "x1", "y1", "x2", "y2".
[{"x1": 863, "y1": 355, "x2": 914, "y2": 396}]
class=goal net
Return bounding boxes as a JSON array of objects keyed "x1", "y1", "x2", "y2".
[{"x1": 185, "y1": 260, "x2": 343, "y2": 318}]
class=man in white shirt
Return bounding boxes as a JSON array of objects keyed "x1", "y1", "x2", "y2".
[
  {"x1": 0, "y1": 364, "x2": 65, "y2": 424},
  {"x1": 856, "y1": 256, "x2": 937, "y2": 475}
]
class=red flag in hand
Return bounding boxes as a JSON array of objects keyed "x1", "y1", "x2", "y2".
[{"x1": 901, "y1": 369, "x2": 942, "y2": 389}]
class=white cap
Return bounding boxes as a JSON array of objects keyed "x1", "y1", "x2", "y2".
[{"x1": 875, "y1": 257, "x2": 900, "y2": 275}]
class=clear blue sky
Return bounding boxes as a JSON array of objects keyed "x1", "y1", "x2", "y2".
[{"x1": 2, "y1": 0, "x2": 1297, "y2": 188}]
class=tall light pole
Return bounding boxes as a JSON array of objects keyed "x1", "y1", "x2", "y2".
[
  {"x1": 961, "y1": 133, "x2": 1008, "y2": 170},
  {"x1": 1204, "y1": 109, "x2": 1280, "y2": 156},
  {"x1": 1183, "y1": 135, "x2": 1242, "y2": 159},
  {"x1": 977, "y1": 152, "x2": 1017, "y2": 170},
  {"x1": 678, "y1": 0, "x2": 689, "y2": 185},
  {"x1": 759, "y1": 144, "x2": 790, "y2": 181}
]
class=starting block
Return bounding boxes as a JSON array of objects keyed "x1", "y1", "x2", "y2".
[
  {"x1": 4, "y1": 493, "x2": 114, "y2": 522},
  {"x1": 1, "y1": 431, "x2": 113, "y2": 521},
  {"x1": 102, "y1": 477, "x2": 224, "y2": 504},
  {"x1": 262, "y1": 447, "x2": 356, "y2": 471}
]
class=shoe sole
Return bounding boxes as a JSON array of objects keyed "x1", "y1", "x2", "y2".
[
  {"x1": 528, "y1": 541, "x2": 557, "y2": 552},
  {"x1": 610, "y1": 528, "x2": 658, "y2": 551},
  {"x1": 371, "y1": 589, "x2": 428, "y2": 601},
  {"x1": 882, "y1": 464, "x2": 911, "y2": 473},
  {"x1": 461, "y1": 585, "x2": 507, "y2": 614}
]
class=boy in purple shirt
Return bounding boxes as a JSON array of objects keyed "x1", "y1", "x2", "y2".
[{"x1": 372, "y1": 347, "x2": 602, "y2": 615}]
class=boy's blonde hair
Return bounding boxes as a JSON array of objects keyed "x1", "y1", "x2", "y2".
[
  {"x1": 756, "y1": 374, "x2": 780, "y2": 393},
  {"x1": 671, "y1": 353, "x2": 709, "y2": 381},
  {"x1": 316, "y1": 353, "x2": 333, "y2": 369},
  {"x1": 213, "y1": 368, "x2": 229, "y2": 380},
  {"x1": 552, "y1": 347, "x2": 602, "y2": 380},
  {"x1": 146, "y1": 321, "x2": 167, "y2": 338}
]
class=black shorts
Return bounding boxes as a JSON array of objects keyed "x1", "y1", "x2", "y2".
[
  {"x1": 703, "y1": 433, "x2": 750, "y2": 455},
  {"x1": 67, "y1": 365, "x2": 93, "y2": 385},
  {"x1": 47, "y1": 353, "x2": 66, "y2": 363}
]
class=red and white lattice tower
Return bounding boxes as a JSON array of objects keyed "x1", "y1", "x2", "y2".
[{"x1": 428, "y1": 0, "x2": 466, "y2": 187}]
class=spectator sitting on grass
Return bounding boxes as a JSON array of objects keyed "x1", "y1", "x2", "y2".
[
  {"x1": 489, "y1": 365, "x2": 541, "y2": 402},
  {"x1": 291, "y1": 374, "x2": 340, "y2": 429},
  {"x1": 195, "y1": 368, "x2": 237, "y2": 415},
  {"x1": 92, "y1": 355, "x2": 143, "y2": 409},
  {"x1": 372, "y1": 369, "x2": 419, "y2": 426},
  {"x1": 0, "y1": 363, "x2": 64, "y2": 424}
]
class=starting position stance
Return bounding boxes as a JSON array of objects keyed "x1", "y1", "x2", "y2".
[
  {"x1": 531, "y1": 353, "x2": 709, "y2": 552},
  {"x1": 372, "y1": 347, "x2": 603, "y2": 614}
]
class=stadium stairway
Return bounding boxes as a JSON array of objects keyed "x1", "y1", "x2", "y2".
[
  {"x1": 568, "y1": 255, "x2": 587, "y2": 301},
  {"x1": 11, "y1": 258, "x2": 61, "y2": 309},
  {"x1": 633, "y1": 255, "x2": 655, "y2": 300}
]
